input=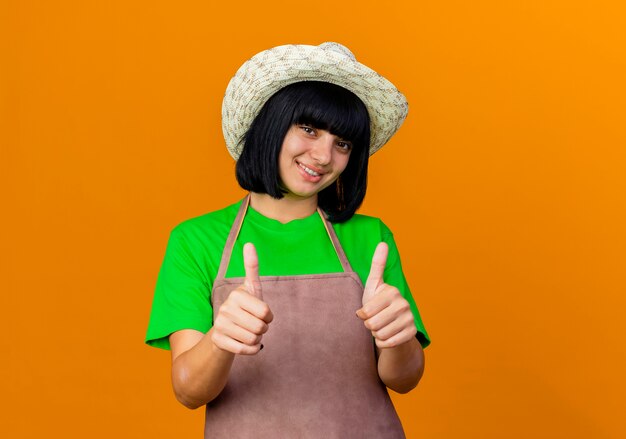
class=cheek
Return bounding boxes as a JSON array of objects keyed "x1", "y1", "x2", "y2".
[
  {"x1": 337, "y1": 153, "x2": 351, "y2": 173},
  {"x1": 278, "y1": 147, "x2": 291, "y2": 168},
  {"x1": 278, "y1": 157, "x2": 290, "y2": 180}
]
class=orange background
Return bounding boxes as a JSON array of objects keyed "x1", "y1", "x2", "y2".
[{"x1": 2, "y1": 1, "x2": 625, "y2": 437}]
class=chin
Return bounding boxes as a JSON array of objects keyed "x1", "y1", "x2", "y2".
[
  {"x1": 281, "y1": 177, "x2": 336, "y2": 200},
  {"x1": 284, "y1": 189, "x2": 319, "y2": 200}
]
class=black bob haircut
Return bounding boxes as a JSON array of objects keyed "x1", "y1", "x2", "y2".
[{"x1": 235, "y1": 81, "x2": 371, "y2": 223}]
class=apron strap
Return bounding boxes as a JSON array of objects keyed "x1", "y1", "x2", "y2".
[
  {"x1": 215, "y1": 194, "x2": 355, "y2": 281},
  {"x1": 215, "y1": 195, "x2": 250, "y2": 282},
  {"x1": 317, "y1": 207, "x2": 354, "y2": 273}
]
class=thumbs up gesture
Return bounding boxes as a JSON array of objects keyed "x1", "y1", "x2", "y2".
[
  {"x1": 211, "y1": 243, "x2": 274, "y2": 355},
  {"x1": 356, "y1": 243, "x2": 418, "y2": 349}
]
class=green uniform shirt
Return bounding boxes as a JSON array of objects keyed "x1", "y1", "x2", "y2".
[{"x1": 145, "y1": 199, "x2": 431, "y2": 350}]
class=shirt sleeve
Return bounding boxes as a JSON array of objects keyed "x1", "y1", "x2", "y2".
[
  {"x1": 145, "y1": 225, "x2": 214, "y2": 350},
  {"x1": 380, "y1": 222, "x2": 431, "y2": 349}
]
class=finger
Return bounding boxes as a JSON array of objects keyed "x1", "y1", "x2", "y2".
[
  {"x1": 360, "y1": 287, "x2": 409, "y2": 326},
  {"x1": 370, "y1": 312, "x2": 414, "y2": 341},
  {"x1": 375, "y1": 326, "x2": 418, "y2": 349},
  {"x1": 223, "y1": 306, "x2": 270, "y2": 335},
  {"x1": 243, "y1": 243, "x2": 262, "y2": 299},
  {"x1": 216, "y1": 318, "x2": 263, "y2": 346},
  {"x1": 211, "y1": 330, "x2": 263, "y2": 356},
  {"x1": 356, "y1": 287, "x2": 393, "y2": 320},
  {"x1": 361, "y1": 302, "x2": 397, "y2": 331},
  {"x1": 233, "y1": 290, "x2": 274, "y2": 324},
  {"x1": 363, "y1": 242, "x2": 389, "y2": 303}
]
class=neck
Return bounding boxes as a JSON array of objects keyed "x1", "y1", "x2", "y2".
[{"x1": 249, "y1": 192, "x2": 318, "y2": 224}]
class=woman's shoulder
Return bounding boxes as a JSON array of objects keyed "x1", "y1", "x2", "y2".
[
  {"x1": 166, "y1": 199, "x2": 243, "y2": 252},
  {"x1": 332, "y1": 212, "x2": 393, "y2": 238},
  {"x1": 172, "y1": 199, "x2": 242, "y2": 234}
]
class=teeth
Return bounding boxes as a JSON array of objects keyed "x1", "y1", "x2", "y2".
[{"x1": 299, "y1": 163, "x2": 320, "y2": 176}]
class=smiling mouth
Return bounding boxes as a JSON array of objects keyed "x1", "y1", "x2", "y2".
[{"x1": 297, "y1": 161, "x2": 322, "y2": 177}]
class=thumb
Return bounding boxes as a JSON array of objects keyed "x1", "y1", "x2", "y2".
[
  {"x1": 362, "y1": 242, "x2": 388, "y2": 305},
  {"x1": 243, "y1": 243, "x2": 262, "y2": 299}
]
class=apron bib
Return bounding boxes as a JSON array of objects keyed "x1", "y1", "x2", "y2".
[{"x1": 206, "y1": 196, "x2": 405, "y2": 438}]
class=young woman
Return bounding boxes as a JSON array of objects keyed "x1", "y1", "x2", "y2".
[{"x1": 146, "y1": 42, "x2": 431, "y2": 438}]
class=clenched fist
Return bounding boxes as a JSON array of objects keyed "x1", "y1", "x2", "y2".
[
  {"x1": 211, "y1": 243, "x2": 274, "y2": 355},
  {"x1": 356, "y1": 242, "x2": 417, "y2": 349}
]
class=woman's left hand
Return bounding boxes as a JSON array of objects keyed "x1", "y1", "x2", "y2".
[{"x1": 356, "y1": 242, "x2": 418, "y2": 349}]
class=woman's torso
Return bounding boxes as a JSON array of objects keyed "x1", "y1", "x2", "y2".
[{"x1": 204, "y1": 196, "x2": 405, "y2": 438}]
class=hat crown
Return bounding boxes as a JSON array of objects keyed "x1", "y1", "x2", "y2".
[
  {"x1": 318, "y1": 42, "x2": 356, "y2": 61},
  {"x1": 222, "y1": 42, "x2": 408, "y2": 160}
]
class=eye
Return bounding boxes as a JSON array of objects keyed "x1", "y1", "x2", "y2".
[
  {"x1": 336, "y1": 140, "x2": 353, "y2": 152},
  {"x1": 299, "y1": 125, "x2": 316, "y2": 135}
]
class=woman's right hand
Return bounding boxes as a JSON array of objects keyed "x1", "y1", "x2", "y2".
[
  {"x1": 170, "y1": 243, "x2": 272, "y2": 408},
  {"x1": 211, "y1": 243, "x2": 274, "y2": 355}
]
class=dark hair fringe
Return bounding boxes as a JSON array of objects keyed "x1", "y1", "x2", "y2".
[{"x1": 235, "y1": 81, "x2": 371, "y2": 223}]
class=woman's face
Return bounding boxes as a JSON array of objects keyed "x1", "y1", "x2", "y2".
[{"x1": 278, "y1": 124, "x2": 352, "y2": 200}]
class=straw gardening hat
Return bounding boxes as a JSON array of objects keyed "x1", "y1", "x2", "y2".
[{"x1": 222, "y1": 42, "x2": 409, "y2": 160}]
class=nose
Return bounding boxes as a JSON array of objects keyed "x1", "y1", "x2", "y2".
[{"x1": 310, "y1": 133, "x2": 334, "y2": 166}]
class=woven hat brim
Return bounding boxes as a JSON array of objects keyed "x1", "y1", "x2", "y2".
[{"x1": 222, "y1": 44, "x2": 408, "y2": 160}]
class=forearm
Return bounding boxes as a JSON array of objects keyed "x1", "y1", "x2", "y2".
[
  {"x1": 171, "y1": 328, "x2": 235, "y2": 409},
  {"x1": 376, "y1": 337, "x2": 425, "y2": 394}
]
